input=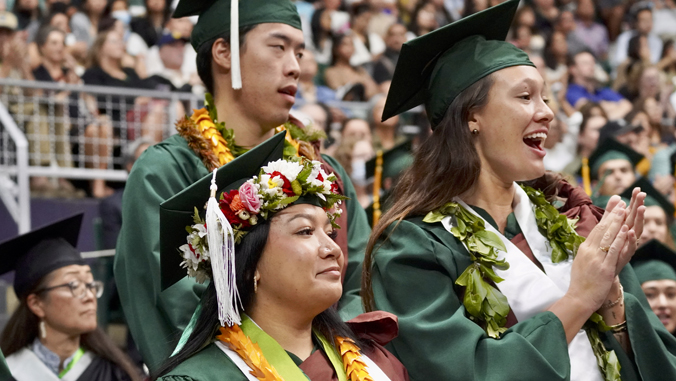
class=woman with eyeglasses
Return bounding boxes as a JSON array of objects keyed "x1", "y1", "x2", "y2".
[{"x1": 0, "y1": 214, "x2": 142, "y2": 381}]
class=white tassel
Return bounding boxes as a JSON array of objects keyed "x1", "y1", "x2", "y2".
[
  {"x1": 230, "y1": 0, "x2": 242, "y2": 90},
  {"x1": 205, "y1": 169, "x2": 241, "y2": 327}
]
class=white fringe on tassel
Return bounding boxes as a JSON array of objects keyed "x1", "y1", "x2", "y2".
[
  {"x1": 230, "y1": 0, "x2": 242, "y2": 90},
  {"x1": 205, "y1": 169, "x2": 241, "y2": 327}
]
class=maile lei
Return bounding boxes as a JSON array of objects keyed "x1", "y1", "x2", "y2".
[
  {"x1": 217, "y1": 322, "x2": 374, "y2": 381},
  {"x1": 176, "y1": 93, "x2": 325, "y2": 172},
  {"x1": 423, "y1": 184, "x2": 621, "y2": 381}
]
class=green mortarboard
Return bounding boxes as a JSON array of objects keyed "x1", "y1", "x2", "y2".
[
  {"x1": 587, "y1": 138, "x2": 644, "y2": 180},
  {"x1": 174, "y1": 0, "x2": 302, "y2": 51},
  {"x1": 632, "y1": 239, "x2": 676, "y2": 284},
  {"x1": 591, "y1": 194, "x2": 629, "y2": 209},
  {"x1": 381, "y1": 0, "x2": 533, "y2": 127},
  {"x1": 173, "y1": 0, "x2": 301, "y2": 89},
  {"x1": 620, "y1": 177, "x2": 675, "y2": 217},
  {"x1": 366, "y1": 140, "x2": 414, "y2": 181},
  {"x1": 0, "y1": 214, "x2": 85, "y2": 298},
  {"x1": 160, "y1": 132, "x2": 287, "y2": 290}
]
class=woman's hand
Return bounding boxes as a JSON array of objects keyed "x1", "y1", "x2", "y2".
[
  {"x1": 569, "y1": 198, "x2": 629, "y2": 312},
  {"x1": 614, "y1": 187, "x2": 645, "y2": 276},
  {"x1": 548, "y1": 198, "x2": 630, "y2": 342}
]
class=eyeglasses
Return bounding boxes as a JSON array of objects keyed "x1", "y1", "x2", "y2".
[{"x1": 36, "y1": 280, "x2": 104, "y2": 299}]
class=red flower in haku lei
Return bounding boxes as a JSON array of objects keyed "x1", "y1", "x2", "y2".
[
  {"x1": 270, "y1": 171, "x2": 295, "y2": 196},
  {"x1": 330, "y1": 183, "x2": 339, "y2": 194},
  {"x1": 219, "y1": 190, "x2": 250, "y2": 227}
]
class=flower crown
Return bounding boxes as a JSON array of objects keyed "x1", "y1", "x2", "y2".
[{"x1": 179, "y1": 158, "x2": 346, "y2": 283}]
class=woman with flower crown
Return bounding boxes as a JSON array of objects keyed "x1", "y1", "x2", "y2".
[
  {"x1": 361, "y1": 1, "x2": 676, "y2": 380},
  {"x1": 153, "y1": 133, "x2": 409, "y2": 381}
]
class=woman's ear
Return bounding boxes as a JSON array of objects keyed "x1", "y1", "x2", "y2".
[
  {"x1": 467, "y1": 110, "x2": 481, "y2": 134},
  {"x1": 26, "y1": 294, "x2": 46, "y2": 319},
  {"x1": 212, "y1": 38, "x2": 232, "y2": 73}
]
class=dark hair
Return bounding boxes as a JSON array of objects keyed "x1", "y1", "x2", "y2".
[
  {"x1": 628, "y1": 33, "x2": 643, "y2": 62},
  {"x1": 362, "y1": 74, "x2": 495, "y2": 311},
  {"x1": 41, "y1": 3, "x2": 69, "y2": 28},
  {"x1": 330, "y1": 33, "x2": 351, "y2": 66},
  {"x1": 153, "y1": 217, "x2": 364, "y2": 378},
  {"x1": 543, "y1": 31, "x2": 564, "y2": 71},
  {"x1": 566, "y1": 48, "x2": 596, "y2": 68},
  {"x1": 35, "y1": 26, "x2": 65, "y2": 51},
  {"x1": 579, "y1": 101, "x2": 607, "y2": 135},
  {"x1": 143, "y1": 0, "x2": 172, "y2": 25},
  {"x1": 195, "y1": 25, "x2": 256, "y2": 95},
  {"x1": 0, "y1": 271, "x2": 142, "y2": 381},
  {"x1": 311, "y1": 8, "x2": 331, "y2": 52}
]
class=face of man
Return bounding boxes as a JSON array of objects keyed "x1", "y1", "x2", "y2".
[
  {"x1": 159, "y1": 40, "x2": 186, "y2": 70},
  {"x1": 636, "y1": 9, "x2": 653, "y2": 35},
  {"x1": 385, "y1": 23, "x2": 407, "y2": 52},
  {"x1": 597, "y1": 159, "x2": 636, "y2": 196},
  {"x1": 571, "y1": 51, "x2": 596, "y2": 83},
  {"x1": 235, "y1": 23, "x2": 304, "y2": 130}
]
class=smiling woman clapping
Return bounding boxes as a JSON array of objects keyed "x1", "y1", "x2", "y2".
[{"x1": 361, "y1": 1, "x2": 676, "y2": 380}]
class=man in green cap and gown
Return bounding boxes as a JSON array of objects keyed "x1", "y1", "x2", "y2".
[
  {"x1": 632, "y1": 239, "x2": 676, "y2": 334},
  {"x1": 114, "y1": 0, "x2": 370, "y2": 372},
  {"x1": 587, "y1": 138, "x2": 644, "y2": 206},
  {"x1": 620, "y1": 177, "x2": 675, "y2": 248}
]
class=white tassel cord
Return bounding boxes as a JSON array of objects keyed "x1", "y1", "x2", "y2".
[
  {"x1": 230, "y1": 0, "x2": 242, "y2": 89},
  {"x1": 205, "y1": 169, "x2": 242, "y2": 327}
]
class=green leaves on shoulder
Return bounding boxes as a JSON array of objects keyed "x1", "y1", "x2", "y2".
[
  {"x1": 521, "y1": 185, "x2": 585, "y2": 263},
  {"x1": 424, "y1": 201, "x2": 510, "y2": 338},
  {"x1": 285, "y1": 120, "x2": 326, "y2": 143}
]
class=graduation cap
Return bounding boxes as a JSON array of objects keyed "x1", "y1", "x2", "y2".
[
  {"x1": 620, "y1": 177, "x2": 675, "y2": 217},
  {"x1": 365, "y1": 140, "x2": 414, "y2": 182},
  {"x1": 381, "y1": 0, "x2": 533, "y2": 128},
  {"x1": 631, "y1": 239, "x2": 676, "y2": 284},
  {"x1": 365, "y1": 140, "x2": 413, "y2": 226},
  {"x1": 173, "y1": 0, "x2": 301, "y2": 89},
  {"x1": 160, "y1": 132, "x2": 287, "y2": 290},
  {"x1": 586, "y1": 138, "x2": 644, "y2": 181},
  {"x1": 0, "y1": 214, "x2": 85, "y2": 298}
]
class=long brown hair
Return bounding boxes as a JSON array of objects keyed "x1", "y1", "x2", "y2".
[
  {"x1": 362, "y1": 74, "x2": 495, "y2": 312},
  {"x1": 0, "y1": 272, "x2": 142, "y2": 381},
  {"x1": 85, "y1": 30, "x2": 118, "y2": 69}
]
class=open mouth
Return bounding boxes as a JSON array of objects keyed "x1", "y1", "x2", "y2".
[
  {"x1": 278, "y1": 86, "x2": 297, "y2": 102},
  {"x1": 657, "y1": 312, "x2": 672, "y2": 325},
  {"x1": 523, "y1": 132, "x2": 547, "y2": 152}
]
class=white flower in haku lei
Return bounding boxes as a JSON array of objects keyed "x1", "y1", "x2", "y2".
[
  {"x1": 262, "y1": 159, "x2": 303, "y2": 181},
  {"x1": 259, "y1": 174, "x2": 285, "y2": 197},
  {"x1": 179, "y1": 243, "x2": 201, "y2": 271},
  {"x1": 308, "y1": 162, "x2": 330, "y2": 188}
]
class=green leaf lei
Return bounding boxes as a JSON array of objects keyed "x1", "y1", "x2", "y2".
[{"x1": 423, "y1": 184, "x2": 621, "y2": 381}]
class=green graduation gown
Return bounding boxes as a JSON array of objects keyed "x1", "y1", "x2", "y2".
[
  {"x1": 370, "y1": 181, "x2": 676, "y2": 380},
  {"x1": 114, "y1": 134, "x2": 370, "y2": 371},
  {"x1": 157, "y1": 312, "x2": 409, "y2": 381},
  {"x1": 0, "y1": 349, "x2": 11, "y2": 380}
]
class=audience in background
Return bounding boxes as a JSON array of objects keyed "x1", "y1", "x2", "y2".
[
  {"x1": 324, "y1": 33, "x2": 379, "y2": 101},
  {"x1": 130, "y1": 0, "x2": 169, "y2": 48},
  {"x1": 70, "y1": 0, "x2": 108, "y2": 47}
]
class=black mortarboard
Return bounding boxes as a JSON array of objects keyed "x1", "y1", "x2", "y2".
[
  {"x1": 381, "y1": 0, "x2": 533, "y2": 127},
  {"x1": 0, "y1": 214, "x2": 85, "y2": 298},
  {"x1": 366, "y1": 140, "x2": 414, "y2": 181},
  {"x1": 587, "y1": 138, "x2": 644, "y2": 180},
  {"x1": 160, "y1": 132, "x2": 287, "y2": 290},
  {"x1": 631, "y1": 239, "x2": 676, "y2": 283},
  {"x1": 620, "y1": 177, "x2": 675, "y2": 217}
]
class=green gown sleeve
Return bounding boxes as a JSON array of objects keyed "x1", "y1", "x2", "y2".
[
  {"x1": 158, "y1": 344, "x2": 249, "y2": 381},
  {"x1": 322, "y1": 154, "x2": 370, "y2": 320},
  {"x1": 603, "y1": 265, "x2": 676, "y2": 381},
  {"x1": 0, "y1": 349, "x2": 11, "y2": 380},
  {"x1": 370, "y1": 218, "x2": 572, "y2": 381},
  {"x1": 114, "y1": 136, "x2": 208, "y2": 372}
]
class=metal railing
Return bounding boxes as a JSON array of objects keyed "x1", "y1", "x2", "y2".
[
  {"x1": 0, "y1": 78, "x2": 420, "y2": 233},
  {"x1": 0, "y1": 78, "x2": 203, "y2": 232}
]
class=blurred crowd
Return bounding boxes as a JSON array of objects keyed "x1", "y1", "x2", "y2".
[{"x1": 3, "y1": 0, "x2": 676, "y2": 223}]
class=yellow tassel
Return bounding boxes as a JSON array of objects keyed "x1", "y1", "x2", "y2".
[
  {"x1": 372, "y1": 150, "x2": 383, "y2": 226},
  {"x1": 581, "y1": 157, "x2": 591, "y2": 196}
]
